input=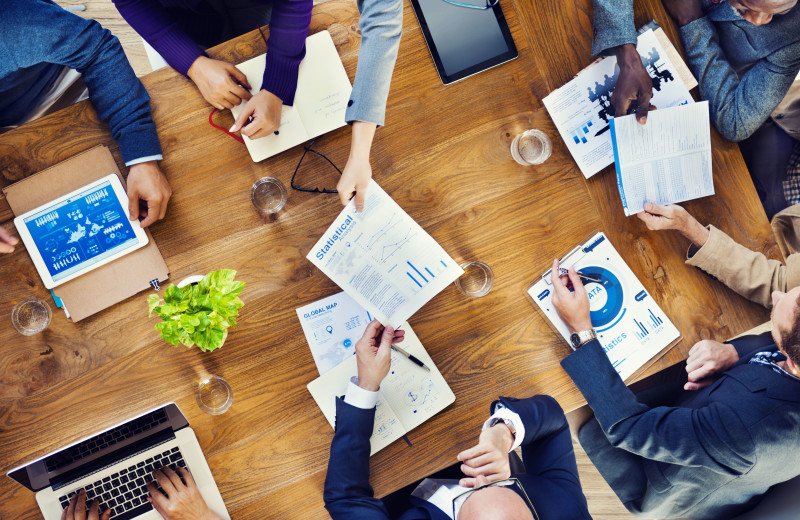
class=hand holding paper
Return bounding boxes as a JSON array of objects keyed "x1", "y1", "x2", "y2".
[{"x1": 611, "y1": 101, "x2": 714, "y2": 216}]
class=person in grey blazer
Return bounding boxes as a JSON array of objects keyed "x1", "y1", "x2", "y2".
[
  {"x1": 593, "y1": 0, "x2": 800, "y2": 218},
  {"x1": 335, "y1": 0, "x2": 403, "y2": 212},
  {"x1": 549, "y1": 258, "x2": 800, "y2": 519}
]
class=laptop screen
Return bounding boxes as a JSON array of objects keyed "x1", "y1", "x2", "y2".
[{"x1": 7, "y1": 403, "x2": 188, "y2": 492}]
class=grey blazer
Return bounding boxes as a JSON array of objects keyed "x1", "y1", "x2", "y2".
[
  {"x1": 345, "y1": 0, "x2": 403, "y2": 127},
  {"x1": 562, "y1": 332, "x2": 800, "y2": 519},
  {"x1": 591, "y1": 0, "x2": 800, "y2": 141}
]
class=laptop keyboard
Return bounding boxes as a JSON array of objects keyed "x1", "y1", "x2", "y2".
[
  {"x1": 46, "y1": 409, "x2": 168, "y2": 473},
  {"x1": 58, "y1": 446, "x2": 186, "y2": 520}
]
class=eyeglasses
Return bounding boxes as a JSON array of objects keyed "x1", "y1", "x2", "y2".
[
  {"x1": 290, "y1": 136, "x2": 341, "y2": 194},
  {"x1": 452, "y1": 478, "x2": 539, "y2": 519},
  {"x1": 440, "y1": 0, "x2": 499, "y2": 10}
]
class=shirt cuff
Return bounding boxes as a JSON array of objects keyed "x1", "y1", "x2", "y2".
[
  {"x1": 344, "y1": 380, "x2": 379, "y2": 410},
  {"x1": 125, "y1": 155, "x2": 163, "y2": 167},
  {"x1": 482, "y1": 404, "x2": 525, "y2": 452}
]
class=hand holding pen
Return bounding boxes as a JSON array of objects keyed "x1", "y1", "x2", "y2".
[{"x1": 558, "y1": 267, "x2": 601, "y2": 284}]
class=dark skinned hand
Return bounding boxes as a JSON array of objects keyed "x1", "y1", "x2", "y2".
[{"x1": 613, "y1": 43, "x2": 656, "y2": 124}]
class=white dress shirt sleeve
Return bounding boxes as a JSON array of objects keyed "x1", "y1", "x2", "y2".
[
  {"x1": 125, "y1": 154, "x2": 163, "y2": 167},
  {"x1": 481, "y1": 404, "x2": 526, "y2": 452},
  {"x1": 343, "y1": 379, "x2": 379, "y2": 410}
]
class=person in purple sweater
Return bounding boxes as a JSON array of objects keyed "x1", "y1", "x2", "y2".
[{"x1": 113, "y1": 0, "x2": 312, "y2": 140}]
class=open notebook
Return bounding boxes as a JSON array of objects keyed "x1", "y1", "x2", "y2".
[
  {"x1": 231, "y1": 30, "x2": 352, "y2": 162},
  {"x1": 307, "y1": 324, "x2": 456, "y2": 455}
]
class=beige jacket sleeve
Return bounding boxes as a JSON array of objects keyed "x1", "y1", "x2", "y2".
[{"x1": 685, "y1": 225, "x2": 800, "y2": 308}]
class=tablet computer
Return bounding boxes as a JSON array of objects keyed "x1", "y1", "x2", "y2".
[
  {"x1": 14, "y1": 174, "x2": 149, "y2": 289},
  {"x1": 409, "y1": 0, "x2": 518, "y2": 85}
]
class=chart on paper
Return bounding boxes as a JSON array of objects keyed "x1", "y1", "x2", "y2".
[{"x1": 307, "y1": 180, "x2": 463, "y2": 326}]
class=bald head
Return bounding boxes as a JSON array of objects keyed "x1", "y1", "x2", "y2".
[
  {"x1": 728, "y1": 0, "x2": 797, "y2": 25},
  {"x1": 457, "y1": 486, "x2": 535, "y2": 520}
]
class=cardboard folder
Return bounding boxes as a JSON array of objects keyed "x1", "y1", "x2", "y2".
[{"x1": 3, "y1": 146, "x2": 169, "y2": 322}]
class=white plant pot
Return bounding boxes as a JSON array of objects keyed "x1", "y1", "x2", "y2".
[{"x1": 177, "y1": 275, "x2": 204, "y2": 288}]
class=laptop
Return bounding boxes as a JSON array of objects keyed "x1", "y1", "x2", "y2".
[{"x1": 7, "y1": 403, "x2": 230, "y2": 520}]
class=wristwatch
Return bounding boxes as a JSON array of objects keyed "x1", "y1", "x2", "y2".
[
  {"x1": 570, "y1": 329, "x2": 596, "y2": 350},
  {"x1": 488, "y1": 417, "x2": 516, "y2": 437}
]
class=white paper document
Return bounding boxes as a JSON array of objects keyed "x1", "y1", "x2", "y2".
[
  {"x1": 231, "y1": 30, "x2": 352, "y2": 162},
  {"x1": 611, "y1": 101, "x2": 714, "y2": 216},
  {"x1": 307, "y1": 324, "x2": 456, "y2": 455},
  {"x1": 306, "y1": 181, "x2": 464, "y2": 328},
  {"x1": 296, "y1": 291, "x2": 373, "y2": 375},
  {"x1": 527, "y1": 232, "x2": 680, "y2": 381},
  {"x1": 543, "y1": 29, "x2": 693, "y2": 178}
]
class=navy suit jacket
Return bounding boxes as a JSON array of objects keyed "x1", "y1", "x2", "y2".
[
  {"x1": 561, "y1": 332, "x2": 800, "y2": 520},
  {"x1": 323, "y1": 394, "x2": 592, "y2": 520}
]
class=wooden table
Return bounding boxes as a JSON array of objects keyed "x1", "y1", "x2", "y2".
[{"x1": 0, "y1": 0, "x2": 778, "y2": 518}]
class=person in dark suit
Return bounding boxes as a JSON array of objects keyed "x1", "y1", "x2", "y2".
[
  {"x1": 549, "y1": 258, "x2": 800, "y2": 519},
  {"x1": 322, "y1": 320, "x2": 592, "y2": 520}
]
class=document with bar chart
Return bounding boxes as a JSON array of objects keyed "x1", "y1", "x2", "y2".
[
  {"x1": 527, "y1": 232, "x2": 681, "y2": 381},
  {"x1": 543, "y1": 28, "x2": 693, "y2": 178},
  {"x1": 307, "y1": 180, "x2": 464, "y2": 328}
]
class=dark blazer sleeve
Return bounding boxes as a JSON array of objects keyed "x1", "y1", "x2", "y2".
[
  {"x1": 561, "y1": 340, "x2": 756, "y2": 475},
  {"x1": 323, "y1": 397, "x2": 391, "y2": 520},
  {"x1": 496, "y1": 395, "x2": 590, "y2": 516}
]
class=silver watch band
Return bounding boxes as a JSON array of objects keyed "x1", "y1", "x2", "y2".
[{"x1": 577, "y1": 329, "x2": 596, "y2": 345}]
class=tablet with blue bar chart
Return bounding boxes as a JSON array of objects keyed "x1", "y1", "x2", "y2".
[
  {"x1": 14, "y1": 174, "x2": 149, "y2": 289},
  {"x1": 306, "y1": 180, "x2": 463, "y2": 328},
  {"x1": 525, "y1": 231, "x2": 680, "y2": 381}
]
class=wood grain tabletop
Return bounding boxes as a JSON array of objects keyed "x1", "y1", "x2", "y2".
[{"x1": 0, "y1": 0, "x2": 776, "y2": 518}]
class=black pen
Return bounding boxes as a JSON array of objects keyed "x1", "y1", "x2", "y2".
[{"x1": 391, "y1": 344, "x2": 430, "y2": 372}]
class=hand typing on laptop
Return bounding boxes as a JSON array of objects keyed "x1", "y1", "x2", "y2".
[
  {"x1": 60, "y1": 467, "x2": 222, "y2": 520},
  {"x1": 62, "y1": 489, "x2": 109, "y2": 520},
  {"x1": 146, "y1": 466, "x2": 223, "y2": 520}
]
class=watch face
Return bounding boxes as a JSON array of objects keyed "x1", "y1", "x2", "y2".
[{"x1": 570, "y1": 333, "x2": 581, "y2": 347}]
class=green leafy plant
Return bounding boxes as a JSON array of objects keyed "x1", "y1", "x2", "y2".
[{"x1": 147, "y1": 269, "x2": 245, "y2": 352}]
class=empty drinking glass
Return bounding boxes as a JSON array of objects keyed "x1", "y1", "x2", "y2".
[
  {"x1": 251, "y1": 177, "x2": 287, "y2": 214},
  {"x1": 510, "y1": 129, "x2": 552, "y2": 166},
  {"x1": 454, "y1": 261, "x2": 494, "y2": 297},
  {"x1": 12, "y1": 298, "x2": 52, "y2": 335},
  {"x1": 196, "y1": 376, "x2": 233, "y2": 415}
]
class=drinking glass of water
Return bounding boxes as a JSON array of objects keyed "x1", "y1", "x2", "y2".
[
  {"x1": 12, "y1": 298, "x2": 52, "y2": 335},
  {"x1": 251, "y1": 177, "x2": 287, "y2": 214},
  {"x1": 196, "y1": 376, "x2": 233, "y2": 415},
  {"x1": 454, "y1": 261, "x2": 494, "y2": 297},
  {"x1": 510, "y1": 129, "x2": 552, "y2": 166}
]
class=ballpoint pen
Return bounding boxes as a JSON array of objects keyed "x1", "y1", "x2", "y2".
[
  {"x1": 558, "y1": 267, "x2": 601, "y2": 284},
  {"x1": 391, "y1": 344, "x2": 430, "y2": 372}
]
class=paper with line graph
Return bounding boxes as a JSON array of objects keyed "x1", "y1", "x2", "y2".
[{"x1": 307, "y1": 180, "x2": 463, "y2": 328}]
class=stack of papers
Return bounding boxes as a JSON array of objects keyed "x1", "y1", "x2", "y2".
[{"x1": 543, "y1": 29, "x2": 694, "y2": 178}]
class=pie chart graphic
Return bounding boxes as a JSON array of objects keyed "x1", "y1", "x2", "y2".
[{"x1": 579, "y1": 265, "x2": 624, "y2": 329}]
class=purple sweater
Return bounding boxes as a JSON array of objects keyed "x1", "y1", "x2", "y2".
[{"x1": 113, "y1": 0, "x2": 311, "y2": 105}]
